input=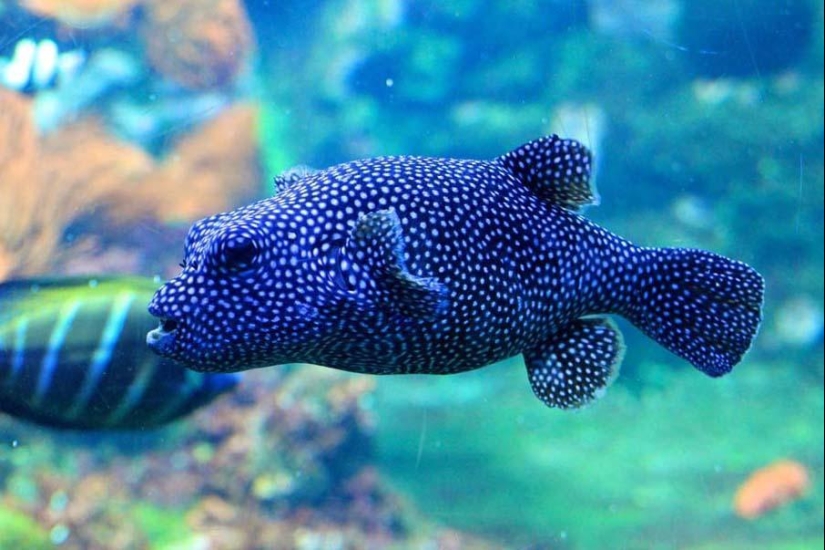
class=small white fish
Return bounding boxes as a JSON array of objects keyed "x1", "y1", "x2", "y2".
[{"x1": 0, "y1": 38, "x2": 85, "y2": 93}]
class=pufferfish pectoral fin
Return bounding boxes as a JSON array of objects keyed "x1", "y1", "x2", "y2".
[
  {"x1": 497, "y1": 135, "x2": 597, "y2": 210},
  {"x1": 347, "y1": 208, "x2": 449, "y2": 319},
  {"x1": 524, "y1": 317, "x2": 625, "y2": 409}
]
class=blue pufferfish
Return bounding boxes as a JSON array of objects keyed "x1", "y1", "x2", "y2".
[{"x1": 147, "y1": 135, "x2": 764, "y2": 409}]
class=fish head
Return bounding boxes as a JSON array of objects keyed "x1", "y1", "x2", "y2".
[{"x1": 146, "y1": 203, "x2": 325, "y2": 372}]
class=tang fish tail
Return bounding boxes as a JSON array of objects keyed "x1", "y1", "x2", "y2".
[
  {"x1": 625, "y1": 248, "x2": 764, "y2": 377},
  {"x1": 0, "y1": 280, "x2": 28, "y2": 323}
]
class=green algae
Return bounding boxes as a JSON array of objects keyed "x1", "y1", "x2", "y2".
[
  {"x1": 132, "y1": 504, "x2": 195, "y2": 549},
  {"x1": 0, "y1": 508, "x2": 51, "y2": 550}
]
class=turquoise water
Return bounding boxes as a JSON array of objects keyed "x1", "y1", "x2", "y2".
[{"x1": 1, "y1": 1, "x2": 822, "y2": 548}]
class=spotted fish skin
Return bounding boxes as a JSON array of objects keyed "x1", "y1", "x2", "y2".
[
  {"x1": 0, "y1": 277, "x2": 239, "y2": 430},
  {"x1": 147, "y1": 135, "x2": 764, "y2": 409}
]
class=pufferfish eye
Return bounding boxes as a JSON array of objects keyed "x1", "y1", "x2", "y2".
[{"x1": 215, "y1": 235, "x2": 258, "y2": 272}]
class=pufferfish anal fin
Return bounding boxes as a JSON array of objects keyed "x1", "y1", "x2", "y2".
[
  {"x1": 524, "y1": 317, "x2": 625, "y2": 409},
  {"x1": 273, "y1": 165, "x2": 319, "y2": 194},
  {"x1": 346, "y1": 208, "x2": 449, "y2": 319},
  {"x1": 497, "y1": 135, "x2": 597, "y2": 210}
]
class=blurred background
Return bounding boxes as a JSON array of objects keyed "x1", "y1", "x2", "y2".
[{"x1": 1, "y1": 0, "x2": 822, "y2": 548}]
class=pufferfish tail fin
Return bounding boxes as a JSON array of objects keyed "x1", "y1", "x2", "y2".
[
  {"x1": 496, "y1": 135, "x2": 597, "y2": 210},
  {"x1": 626, "y1": 248, "x2": 765, "y2": 377}
]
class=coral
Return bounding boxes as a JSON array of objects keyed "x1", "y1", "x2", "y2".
[
  {"x1": 105, "y1": 103, "x2": 262, "y2": 224},
  {"x1": 1, "y1": 88, "x2": 261, "y2": 280},
  {"x1": 134, "y1": 368, "x2": 377, "y2": 509},
  {"x1": 734, "y1": 460, "x2": 811, "y2": 519},
  {"x1": 18, "y1": 0, "x2": 142, "y2": 29},
  {"x1": 38, "y1": 119, "x2": 155, "y2": 223},
  {"x1": 0, "y1": 89, "x2": 154, "y2": 281},
  {"x1": 5, "y1": 471, "x2": 171, "y2": 549},
  {"x1": 0, "y1": 367, "x2": 499, "y2": 548},
  {"x1": 140, "y1": 0, "x2": 254, "y2": 90},
  {"x1": 0, "y1": 90, "x2": 37, "y2": 280}
]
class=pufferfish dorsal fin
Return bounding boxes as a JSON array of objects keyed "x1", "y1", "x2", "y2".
[
  {"x1": 273, "y1": 165, "x2": 318, "y2": 194},
  {"x1": 497, "y1": 135, "x2": 597, "y2": 210},
  {"x1": 343, "y1": 208, "x2": 449, "y2": 319}
]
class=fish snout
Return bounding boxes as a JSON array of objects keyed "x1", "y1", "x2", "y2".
[
  {"x1": 146, "y1": 287, "x2": 182, "y2": 356},
  {"x1": 146, "y1": 318, "x2": 178, "y2": 356}
]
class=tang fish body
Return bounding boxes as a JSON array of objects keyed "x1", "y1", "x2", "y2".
[
  {"x1": 147, "y1": 136, "x2": 764, "y2": 408},
  {"x1": 0, "y1": 277, "x2": 238, "y2": 429}
]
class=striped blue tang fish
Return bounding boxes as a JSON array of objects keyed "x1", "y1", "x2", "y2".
[
  {"x1": 147, "y1": 135, "x2": 764, "y2": 409},
  {"x1": 0, "y1": 277, "x2": 239, "y2": 430}
]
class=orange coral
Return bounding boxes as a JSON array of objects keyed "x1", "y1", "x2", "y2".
[
  {"x1": 106, "y1": 103, "x2": 262, "y2": 224},
  {"x1": 141, "y1": 0, "x2": 254, "y2": 90},
  {"x1": 1, "y1": 88, "x2": 260, "y2": 281},
  {"x1": 39, "y1": 119, "x2": 155, "y2": 217},
  {"x1": 0, "y1": 89, "x2": 153, "y2": 281},
  {"x1": 0, "y1": 90, "x2": 38, "y2": 279},
  {"x1": 734, "y1": 459, "x2": 810, "y2": 519},
  {"x1": 18, "y1": 0, "x2": 142, "y2": 28}
]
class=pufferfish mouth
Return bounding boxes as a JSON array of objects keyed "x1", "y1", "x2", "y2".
[
  {"x1": 146, "y1": 317, "x2": 180, "y2": 356},
  {"x1": 159, "y1": 318, "x2": 179, "y2": 332}
]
